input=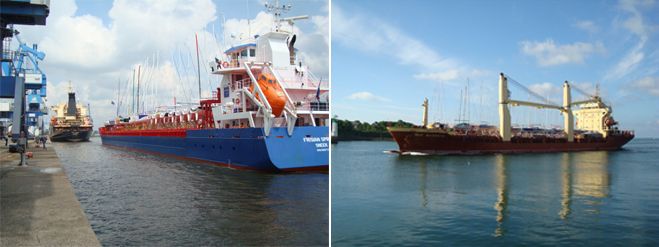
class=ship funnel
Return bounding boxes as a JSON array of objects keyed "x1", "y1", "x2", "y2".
[
  {"x1": 67, "y1": 91, "x2": 77, "y2": 117},
  {"x1": 288, "y1": 34, "x2": 296, "y2": 65}
]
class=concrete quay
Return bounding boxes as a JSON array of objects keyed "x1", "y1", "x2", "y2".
[{"x1": 0, "y1": 143, "x2": 100, "y2": 246}]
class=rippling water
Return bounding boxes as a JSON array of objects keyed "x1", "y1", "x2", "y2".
[
  {"x1": 54, "y1": 137, "x2": 328, "y2": 246},
  {"x1": 332, "y1": 139, "x2": 659, "y2": 246}
]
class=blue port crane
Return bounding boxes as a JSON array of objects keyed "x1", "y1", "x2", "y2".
[
  {"x1": 1, "y1": 0, "x2": 49, "y2": 165},
  {"x1": 1, "y1": 29, "x2": 47, "y2": 139},
  {"x1": 15, "y1": 33, "x2": 48, "y2": 131}
]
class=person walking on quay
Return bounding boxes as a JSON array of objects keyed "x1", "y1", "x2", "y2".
[
  {"x1": 0, "y1": 127, "x2": 7, "y2": 146},
  {"x1": 40, "y1": 136, "x2": 47, "y2": 150}
]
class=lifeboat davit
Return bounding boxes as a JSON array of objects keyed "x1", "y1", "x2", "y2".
[{"x1": 251, "y1": 73, "x2": 286, "y2": 116}]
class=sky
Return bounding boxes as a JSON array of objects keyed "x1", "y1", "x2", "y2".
[
  {"x1": 332, "y1": 0, "x2": 659, "y2": 138},
  {"x1": 11, "y1": 0, "x2": 328, "y2": 129}
]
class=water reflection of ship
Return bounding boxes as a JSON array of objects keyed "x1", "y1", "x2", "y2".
[
  {"x1": 494, "y1": 154, "x2": 508, "y2": 237},
  {"x1": 419, "y1": 159, "x2": 428, "y2": 208},
  {"x1": 189, "y1": 171, "x2": 327, "y2": 245},
  {"x1": 493, "y1": 151, "x2": 610, "y2": 236},
  {"x1": 559, "y1": 153, "x2": 573, "y2": 219},
  {"x1": 571, "y1": 151, "x2": 610, "y2": 199},
  {"x1": 561, "y1": 151, "x2": 610, "y2": 218}
]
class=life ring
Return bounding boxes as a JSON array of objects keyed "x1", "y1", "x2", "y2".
[{"x1": 222, "y1": 61, "x2": 229, "y2": 68}]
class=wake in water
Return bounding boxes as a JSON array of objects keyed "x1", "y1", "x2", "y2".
[{"x1": 382, "y1": 150, "x2": 429, "y2": 156}]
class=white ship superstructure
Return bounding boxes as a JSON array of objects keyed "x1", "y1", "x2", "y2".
[{"x1": 210, "y1": 4, "x2": 329, "y2": 136}]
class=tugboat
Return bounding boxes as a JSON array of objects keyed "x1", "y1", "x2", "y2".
[
  {"x1": 49, "y1": 82, "x2": 93, "y2": 142},
  {"x1": 99, "y1": 2, "x2": 329, "y2": 172},
  {"x1": 388, "y1": 73, "x2": 634, "y2": 155}
]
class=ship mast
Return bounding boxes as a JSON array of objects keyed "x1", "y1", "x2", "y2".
[
  {"x1": 265, "y1": 0, "x2": 291, "y2": 31},
  {"x1": 195, "y1": 33, "x2": 201, "y2": 101},
  {"x1": 422, "y1": 98, "x2": 429, "y2": 128},
  {"x1": 498, "y1": 73, "x2": 511, "y2": 141},
  {"x1": 137, "y1": 65, "x2": 141, "y2": 114},
  {"x1": 562, "y1": 82, "x2": 574, "y2": 142},
  {"x1": 265, "y1": 0, "x2": 308, "y2": 32}
]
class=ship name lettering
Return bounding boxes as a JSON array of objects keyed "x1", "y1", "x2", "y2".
[{"x1": 303, "y1": 136, "x2": 330, "y2": 143}]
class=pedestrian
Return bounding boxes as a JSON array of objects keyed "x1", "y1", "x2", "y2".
[
  {"x1": 41, "y1": 136, "x2": 47, "y2": 150},
  {"x1": 0, "y1": 127, "x2": 7, "y2": 146}
]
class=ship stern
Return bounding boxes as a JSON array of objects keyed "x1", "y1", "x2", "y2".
[{"x1": 264, "y1": 126, "x2": 329, "y2": 172}]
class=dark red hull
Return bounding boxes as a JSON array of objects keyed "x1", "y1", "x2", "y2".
[{"x1": 388, "y1": 128, "x2": 634, "y2": 154}]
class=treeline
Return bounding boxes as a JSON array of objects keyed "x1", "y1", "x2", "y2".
[{"x1": 334, "y1": 119, "x2": 415, "y2": 140}]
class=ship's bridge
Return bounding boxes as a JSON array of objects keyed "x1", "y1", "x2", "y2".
[
  {"x1": 225, "y1": 43, "x2": 257, "y2": 66},
  {"x1": 211, "y1": 31, "x2": 299, "y2": 74},
  {"x1": 209, "y1": 43, "x2": 257, "y2": 74}
]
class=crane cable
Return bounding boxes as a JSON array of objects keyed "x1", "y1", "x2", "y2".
[{"x1": 506, "y1": 75, "x2": 559, "y2": 106}]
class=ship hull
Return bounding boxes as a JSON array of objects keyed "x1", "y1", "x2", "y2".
[
  {"x1": 389, "y1": 128, "x2": 634, "y2": 155},
  {"x1": 100, "y1": 126, "x2": 329, "y2": 172},
  {"x1": 50, "y1": 127, "x2": 93, "y2": 142}
]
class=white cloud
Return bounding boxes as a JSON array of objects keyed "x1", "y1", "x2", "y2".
[
  {"x1": 607, "y1": 43, "x2": 645, "y2": 79},
  {"x1": 223, "y1": 12, "x2": 276, "y2": 46},
  {"x1": 631, "y1": 76, "x2": 659, "y2": 96},
  {"x1": 618, "y1": 0, "x2": 653, "y2": 39},
  {"x1": 298, "y1": 14, "x2": 330, "y2": 78},
  {"x1": 19, "y1": 0, "x2": 216, "y2": 72},
  {"x1": 574, "y1": 20, "x2": 599, "y2": 34},
  {"x1": 347, "y1": 92, "x2": 390, "y2": 102},
  {"x1": 332, "y1": 5, "x2": 480, "y2": 83},
  {"x1": 528, "y1": 82, "x2": 561, "y2": 97},
  {"x1": 520, "y1": 39, "x2": 605, "y2": 67},
  {"x1": 38, "y1": 14, "x2": 117, "y2": 69},
  {"x1": 414, "y1": 70, "x2": 460, "y2": 81},
  {"x1": 109, "y1": 0, "x2": 216, "y2": 62},
  {"x1": 606, "y1": 0, "x2": 654, "y2": 80},
  {"x1": 14, "y1": 0, "x2": 327, "y2": 128}
]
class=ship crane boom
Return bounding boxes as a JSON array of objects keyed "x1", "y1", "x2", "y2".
[
  {"x1": 499, "y1": 73, "x2": 575, "y2": 142},
  {"x1": 507, "y1": 100, "x2": 563, "y2": 111}
]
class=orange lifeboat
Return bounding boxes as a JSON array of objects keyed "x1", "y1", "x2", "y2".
[{"x1": 250, "y1": 73, "x2": 286, "y2": 116}]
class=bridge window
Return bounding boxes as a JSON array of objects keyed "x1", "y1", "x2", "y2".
[
  {"x1": 240, "y1": 49, "x2": 247, "y2": 57},
  {"x1": 250, "y1": 49, "x2": 256, "y2": 57}
]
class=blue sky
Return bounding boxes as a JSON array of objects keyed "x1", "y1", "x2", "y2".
[
  {"x1": 17, "y1": 0, "x2": 327, "y2": 128},
  {"x1": 332, "y1": 0, "x2": 659, "y2": 138}
]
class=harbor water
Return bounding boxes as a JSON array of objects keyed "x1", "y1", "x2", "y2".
[
  {"x1": 53, "y1": 137, "x2": 328, "y2": 246},
  {"x1": 332, "y1": 139, "x2": 659, "y2": 246}
]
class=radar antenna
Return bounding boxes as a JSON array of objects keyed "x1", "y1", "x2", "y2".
[
  {"x1": 264, "y1": 0, "x2": 292, "y2": 31},
  {"x1": 265, "y1": 0, "x2": 308, "y2": 32}
]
